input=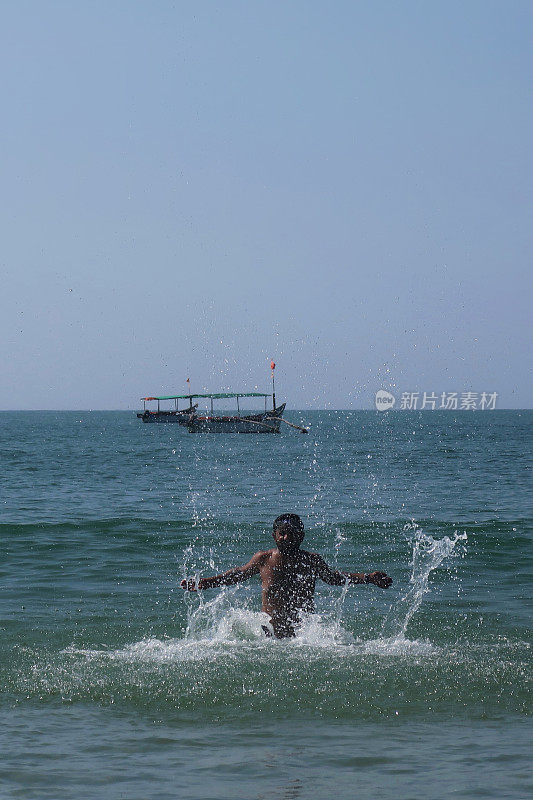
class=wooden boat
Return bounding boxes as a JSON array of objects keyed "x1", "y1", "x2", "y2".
[
  {"x1": 181, "y1": 393, "x2": 286, "y2": 433},
  {"x1": 137, "y1": 395, "x2": 198, "y2": 423},
  {"x1": 137, "y1": 367, "x2": 308, "y2": 433}
]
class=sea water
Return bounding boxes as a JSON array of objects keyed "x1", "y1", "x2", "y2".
[{"x1": 0, "y1": 410, "x2": 531, "y2": 799}]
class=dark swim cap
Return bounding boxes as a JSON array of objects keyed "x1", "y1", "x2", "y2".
[{"x1": 273, "y1": 513, "x2": 304, "y2": 533}]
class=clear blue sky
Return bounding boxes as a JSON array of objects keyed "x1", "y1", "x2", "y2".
[{"x1": 1, "y1": 1, "x2": 531, "y2": 409}]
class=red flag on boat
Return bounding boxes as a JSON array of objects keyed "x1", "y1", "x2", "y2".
[{"x1": 270, "y1": 361, "x2": 275, "y2": 371}]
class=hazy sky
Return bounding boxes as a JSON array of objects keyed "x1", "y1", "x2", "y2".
[{"x1": 1, "y1": 1, "x2": 531, "y2": 409}]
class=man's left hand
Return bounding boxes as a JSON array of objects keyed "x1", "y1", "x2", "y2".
[{"x1": 366, "y1": 571, "x2": 393, "y2": 588}]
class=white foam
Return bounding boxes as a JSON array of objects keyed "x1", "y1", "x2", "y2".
[
  {"x1": 360, "y1": 634, "x2": 439, "y2": 657},
  {"x1": 61, "y1": 610, "x2": 438, "y2": 666}
]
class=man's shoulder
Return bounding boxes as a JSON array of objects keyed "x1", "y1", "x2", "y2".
[
  {"x1": 301, "y1": 551, "x2": 331, "y2": 572},
  {"x1": 252, "y1": 549, "x2": 276, "y2": 562},
  {"x1": 299, "y1": 550, "x2": 323, "y2": 563}
]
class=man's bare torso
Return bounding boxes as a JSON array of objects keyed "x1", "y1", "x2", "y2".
[{"x1": 255, "y1": 548, "x2": 321, "y2": 636}]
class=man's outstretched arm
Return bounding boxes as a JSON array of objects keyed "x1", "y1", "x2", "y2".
[
  {"x1": 181, "y1": 551, "x2": 264, "y2": 591},
  {"x1": 313, "y1": 555, "x2": 393, "y2": 588}
]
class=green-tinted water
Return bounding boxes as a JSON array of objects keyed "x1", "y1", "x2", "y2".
[{"x1": 0, "y1": 411, "x2": 531, "y2": 798}]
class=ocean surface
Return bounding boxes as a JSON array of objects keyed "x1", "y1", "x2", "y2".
[{"x1": 0, "y1": 410, "x2": 531, "y2": 800}]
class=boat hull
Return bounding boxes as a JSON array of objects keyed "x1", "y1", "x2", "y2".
[
  {"x1": 183, "y1": 404, "x2": 286, "y2": 433},
  {"x1": 137, "y1": 408, "x2": 197, "y2": 423}
]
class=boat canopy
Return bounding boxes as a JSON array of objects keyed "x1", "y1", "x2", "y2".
[{"x1": 141, "y1": 392, "x2": 270, "y2": 401}]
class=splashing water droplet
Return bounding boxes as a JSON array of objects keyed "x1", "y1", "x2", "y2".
[{"x1": 381, "y1": 526, "x2": 467, "y2": 639}]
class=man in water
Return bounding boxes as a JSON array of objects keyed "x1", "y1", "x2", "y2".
[{"x1": 181, "y1": 513, "x2": 393, "y2": 638}]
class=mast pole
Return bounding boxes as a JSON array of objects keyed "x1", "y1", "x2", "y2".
[{"x1": 270, "y1": 361, "x2": 276, "y2": 410}]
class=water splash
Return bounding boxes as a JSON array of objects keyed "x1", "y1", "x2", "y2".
[
  {"x1": 183, "y1": 587, "x2": 265, "y2": 642},
  {"x1": 176, "y1": 523, "x2": 466, "y2": 655},
  {"x1": 58, "y1": 526, "x2": 467, "y2": 677},
  {"x1": 333, "y1": 526, "x2": 347, "y2": 564},
  {"x1": 381, "y1": 525, "x2": 467, "y2": 639}
]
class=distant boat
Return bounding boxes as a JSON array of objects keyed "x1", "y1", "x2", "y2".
[
  {"x1": 137, "y1": 395, "x2": 198, "y2": 423},
  {"x1": 137, "y1": 368, "x2": 308, "y2": 434}
]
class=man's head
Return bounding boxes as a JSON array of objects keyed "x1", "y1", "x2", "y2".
[{"x1": 272, "y1": 513, "x2": 305, "y2": 553}]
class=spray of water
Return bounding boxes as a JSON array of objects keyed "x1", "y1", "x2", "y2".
[
  {"x1": 176, "y1": 523, "x2": 467, "y2": 654},
  {"x1": 381, "y1": 525, "x2": 467, "y2": 640},
  {"x1": 59, "y1": 527, "x2": 467, "y2": 679}
]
